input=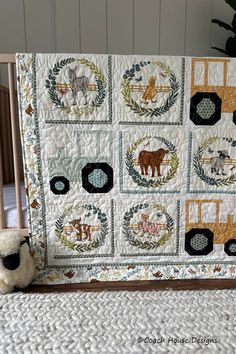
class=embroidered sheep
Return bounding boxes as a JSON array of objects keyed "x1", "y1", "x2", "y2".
[{"x1": 211, "y1": 150, "x2": 230, "y2": 176}]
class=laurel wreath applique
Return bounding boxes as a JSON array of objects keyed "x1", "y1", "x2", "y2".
[
  {"x1": 55, "y1": 204, "x2": 108, "y2": 252},
  {"x1": 123, "y1": 203, "x2": 174, "y2": 250},
  {"x1": 121, "y1": 60, "x2": 179, "y2": 117},
  {"x1": 193, "y1": 136, "x2": 236, "y2": 187},
  {"x1": 125, "y1": 136, "x2": 179, "y2": 188},
  {"x1": 46, "y1": 57, "x2": 107, "y2": 116}
]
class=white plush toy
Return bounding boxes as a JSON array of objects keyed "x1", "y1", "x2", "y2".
[{"x1": 0, "y1": 231, "x2": 36, "y2": 294}]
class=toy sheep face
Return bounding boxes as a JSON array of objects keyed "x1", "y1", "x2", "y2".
[
  {"x1": 1, "y1": 240, "x2": 27, "y2": 271},
  {"x1": 0, "y1": 232, "x2": 27, "y2": 271},
  {"x1": 0, "y1": 231, "x2": 36, "y2": 294}
]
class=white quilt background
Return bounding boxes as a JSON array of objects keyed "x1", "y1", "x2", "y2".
[{"x1": 16, "y1": 53, "x2": 236, "y2": 284}]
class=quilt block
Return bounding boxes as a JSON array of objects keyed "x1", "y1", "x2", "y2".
[{"x1": 16, "y1": 53, "x2": 236, "y2": 284}]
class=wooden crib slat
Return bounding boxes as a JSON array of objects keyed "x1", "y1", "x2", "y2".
[
  {"x1": 0, "y1": 90, "x2": 12, "y2": 184},
  {"x1": 0, "y1": 136, "x2": 6, "y2": 229},
  {"x1": 0, "y1": 90, "x2": 5, "y2": 229},
  {"x1": 5, "y1": 91, "x2": 14, "y2": 183},
  {"x1": 8, "y1": 63, "x2": 23, "y2": 229},
  {"x1": 1, "y1": 91, "x2": 8, "y2": 183},
  {"x1": 0, "y1": 92, "x2": 7, "y2": 183}
]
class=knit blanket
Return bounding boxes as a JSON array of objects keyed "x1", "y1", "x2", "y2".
[{"x1": 16, "y1": 53, "x2": 236, "y2": 284}]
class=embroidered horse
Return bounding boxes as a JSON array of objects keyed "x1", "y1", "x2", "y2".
[
  {"x1": 68, "y1": 66, "x2": 89, "y2": 106},
  {"x1": 68, "y1": 219, "x2": 92, "y2": 241}
]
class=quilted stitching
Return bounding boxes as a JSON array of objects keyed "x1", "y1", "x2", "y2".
[{"x1": 16, "y1": 53, "x2": 236, "y2": 284}]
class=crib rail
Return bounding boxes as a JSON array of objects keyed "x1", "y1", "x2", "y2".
[{"x1": 0, "y1": 54, "x2": 28, "y2": 236}]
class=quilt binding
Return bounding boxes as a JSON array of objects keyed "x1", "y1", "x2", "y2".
[{"x1": 16, "y1": 53, "x2": 236, "y2": 284}]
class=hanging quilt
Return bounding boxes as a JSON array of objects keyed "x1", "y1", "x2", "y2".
[{"x1": 16, "y1": 53, "x2": 236, "y2": 284}]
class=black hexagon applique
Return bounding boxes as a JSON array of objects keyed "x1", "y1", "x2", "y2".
[
  {"x1": 224, "y1": 239, "x2": 236, "y2": 256},
  {"x1": 190, "y1": 92, "x2": 222, "y2": 125},
  {"x1": 185, "y1": 228, "x2": 213, "y2": 256},
  {"x1": 50, "y1": 176, "x2": 70, "y2": 195},
  {"x1": 82, "y1": 163, "x2": 113, "y2": 193}
]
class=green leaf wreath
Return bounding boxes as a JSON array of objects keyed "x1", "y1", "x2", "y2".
[
  {"x1": 193, "y1": 136, "x2": 236, "y2": 187},
  {"x1": 46, "y1": 57, "x2": 107, "y2": 116},
  {"x1": 123, "y1": 203, "x2": 174, "y2": 250},
  {"x1": 125, "y1": 136, "x2": 179, "y2": 188},
  {"x1": 55, "y1": 204, "x2": 108, "y2": 252},
  {"x1": 121, "y1": 60, "x2": 179, "y2": 117}
]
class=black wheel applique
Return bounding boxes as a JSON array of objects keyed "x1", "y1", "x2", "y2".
[
  {"x1": 50, "y1": 176, "x2": 70, "y2": 195},
  {"x1": 185, "y1": 228, "x2": 213, "y2": 256},
  {"x1": 190, "y1": 92, "x2": 222, "y2": 125}
]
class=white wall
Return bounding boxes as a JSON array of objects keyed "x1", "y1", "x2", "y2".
[{"x1": 0, "y1": 0, "x2": 234, "y2": 83}]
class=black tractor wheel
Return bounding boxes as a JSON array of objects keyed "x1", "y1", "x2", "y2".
[
  {"x1": 190, "y1": 92, "x2": 222, "y2": 125},
  {"x1": 185, "y1": 228, "x2": 213, "y2": 256},
  {"x1": 50, "y1": 176, "x2": 70, "y2": 195},
  {"x1": 224, "y1": 239, "x2": 236, "y2": 256}
]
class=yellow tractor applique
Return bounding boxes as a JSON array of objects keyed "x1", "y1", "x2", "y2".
[
  {"x1": 185, "y1": 199, "x2": 236, "y2": 256},
  {"x1": 190, "y1": 58, "x2": 236, "y2": 125}
]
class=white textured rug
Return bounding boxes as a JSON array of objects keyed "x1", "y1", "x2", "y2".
[{"x1": 0, "y1": 290, "x2": 236, "y2": 353}]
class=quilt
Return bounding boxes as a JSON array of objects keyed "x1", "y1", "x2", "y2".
[{"x1": 16, "y1": 53, "x2": 236, "y2": 284}]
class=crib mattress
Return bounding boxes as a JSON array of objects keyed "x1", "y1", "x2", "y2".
[{"x1": 3, "y1": 183, "x2": 28, "y2": 228}]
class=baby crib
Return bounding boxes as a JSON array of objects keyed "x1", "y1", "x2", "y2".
[{"x1": 0, "y1": 54, "x2": 28, "y2": 236}]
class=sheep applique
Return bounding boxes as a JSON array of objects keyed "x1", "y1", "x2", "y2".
[
  {"x1": 211, "y1": 150, "x2": 230, "y2": 176},
  {"x1": 0, "y1": 231, "x2": 35, "y2": 294}
]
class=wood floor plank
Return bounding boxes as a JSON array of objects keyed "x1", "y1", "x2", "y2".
[{"x1": 24, "y1": 279, "x2": 236, "y2": 293}]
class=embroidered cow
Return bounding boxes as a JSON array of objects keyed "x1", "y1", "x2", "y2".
[
  {"x1": 68, "y1": 218, "x2": 92, "y2": 241},
  {"x1": 138, "y1": 214, "x2": 161, "y2": 237},
  {"x1": 138, "y1": 148, "x2": 169, "y2": 177}
]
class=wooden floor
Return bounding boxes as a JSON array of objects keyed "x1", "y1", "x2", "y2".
[{"x1": 25, "y1": 279, "x2": 236, "y2": 293}]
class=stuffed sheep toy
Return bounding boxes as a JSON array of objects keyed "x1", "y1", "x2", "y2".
[{"x1": 0, "y1": 231, "x2": 35, "y2": 294}]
